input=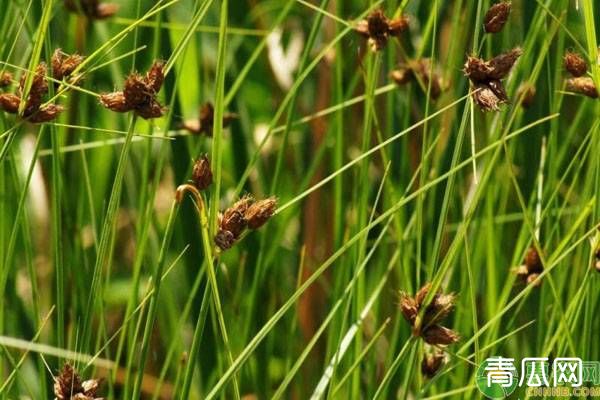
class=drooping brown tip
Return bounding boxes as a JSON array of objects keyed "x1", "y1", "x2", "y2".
[
  {"x1": 564, "y1": 51, "x2": 588, "y2": 77},
  {"x1": 191, "y1": 155, "x2": 213, "y2": 191},
  {"x1": 484, "y1": 1, "x2": 511, "y2": 33}
]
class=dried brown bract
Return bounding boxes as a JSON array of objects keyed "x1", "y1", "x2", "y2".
[
  {"x1": 191, "y1": 155, "x2": 213, "y2": 191},
  {"x1": 100, "y1": 60, "x2": 166, "y2": 119},
  {"x1": 515, "y1": 246, "x2": 544, "y2": 286},
  {"x1": 484, "y1": 1, "x2": 511, "y2": 33},
  {"x1": 517, "y1": 83, "x2": 536, "y2": 108},
  {"x1": 65, "y1": 0, "x2": 119, "y2": 19},
  {"x1": 181, "y1": 102, "x2": 238, "y2": 136},
  {"x1": 399, "y1": 283, "x2": 459, "y2": 346},
  {"x1": 391, "y1": 59, "x2": 445, "y2": 99},
  {"x1": 214, "y1": 195, "x2": 277, "y2": 251},
  {"x1": 355, "y1": 9, "x2": 409, "y2": 52},
  {"x1": 52, "y1": 49, "x2": 84, "y2": 83},
  {"x1": 245, "y1": 197, "x2": 277, "y2": 229},
  {"x1": 421, "y1": 350, "x2": 446, "y2": 378},
  {"x1": 0, "y1": 63, "x2": 64, "y2": 123},
  {"x1": 464, "y1": 48, "x2": 522, "y2": 111},
  {"x1": 564, "y1": 51, "x2": 587, "y2": 77},
  {"x1": 0, "y1": 72, "x2": 12, "y2": 88},
  {"x1": 566, "y1": 77, "x2": 598, "y2": 99},
  {"x1": 54, "y1": 363, "x2": 103, "y2": 400}
]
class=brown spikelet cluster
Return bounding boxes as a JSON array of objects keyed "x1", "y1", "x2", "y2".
[
  {"x1": 566, "y1": 77, "x2": 598, "y2": 99},
  {"x1": 593, "y1": 247, "x2": 600, "y2": 273},
  {"x1": 421, "y1": 350, "x2": 446, "y2": 378},
  {"x1": 64, "y1": 0, "x2": 119, "y2": 19},
  {"x1": 517, "y1": 83, "x2": 536, "y2": 108},
  {"x1": 515, "y1": 246, "x2": 544, "y2": 286},
  {"x1": 390, "y1": 58, "x2": 445, "y2": 99},
  {"x1": 355, "y1": 9, "x2": 409, "y2": 52},
  {"x1": 483, "y1": 1, "x2": 511, "y2": 33},
  {"x1": 54, "y1": 363, "x2": 103, "y2": 400},
  {"x1": 181, "y1": 102, "x2": 238, "y2": 136},
  {"x1": 562, "y1": 51, "x2": 598, "y2": 99},
  {"x1": 464, "y1": 48, "x2": 522, "y2": 111},
  {"x1": 52, "y1": 49, "x2": 84, "y2": 84},
  {"x1": 99, "y1": 60, "x2": 166, "y2": 119},
  {"x1": 0, "y1": 72, "x2": 12, "y2": 88},
  {"x1": 564, "y1": 51, "x2": 587, "y2": 77},
  {"x1": 215, "y1": 196, "x2": 277, "y2": 251},
  {"x1": 191, "y1": 155, "x2": 213, "y2": 191},
  {"x1": 0, "y1": 63, "x2": 65, "y2": 123},
  {"x1": 399, "y1": 283, "x2": 459, "y2": 346}
]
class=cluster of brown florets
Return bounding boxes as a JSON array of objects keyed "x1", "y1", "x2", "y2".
[
  {"x1": 399, "y1": 283, "x2": 460, "y2": 346},
  {"x1": 391, "y1": 58, "x2": 445, "y2": 100},
  {"x1": 483, "y1": 1, "x2": 511, "y2": 33},
  {"x1": 191, "y1": 154, "x2": 213, "y2": 191},
  {"x1": 0, "y1": 49, "x2": 83, "y2": 123},
  {"x1": 421, "y1": 349, "x2": 446, "y2": 379},
  {"x1": 53, "y1": 363, "x2": 103, "y2": 400},
  {"x1": 464, "y1": 48, "x2": 522, "y2": 111},
  {"x1": 99, "y1": 60, "x2": 166, "y2": 119},
  {"x1": 181, "y1": 102, "x2": 238, "y2": 136},
  {"x1": 594, "y1": 247, "x2": 600, "y2": 273},
  {"x1": 563, "y1": 51, "x2": 598, "y2": 99},
  {"x1": 215, "y1": 196, "x2": 277, "y2": 251},
  {"x1": 514, "y1": 246, "x2": 544, "y2": 286},
  {"x1": 64, "y1": 0, "x2": 119, "y2": 20},
  {"x1": 354, "y1": 9, "x2": 409, "y2": 52}
]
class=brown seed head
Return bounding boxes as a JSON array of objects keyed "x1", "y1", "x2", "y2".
[
  {"x1": 27, "y1": 104, "x2": 64, "y2": 123},
  {"x1": 472, "y1": 83, "x2": 504, "y2": 111},
  {"x1": 524, "y1": 246, "x2": 543, "y2": 274},
  {"x1": 0, "y1": 72, "x2": 12, "y2": 88},
  {"x1": 191, "y1": 155, "x2": 213, "y2": 191},
  {"x1": 215, "y1": 229, "x2": 236, "y2": 251},
  {"x1": 244, "y1": 197, "x2": 277, "y2": 229},
  {"x1": 99, "y1": 91, "x2": 130, "y2": 113},
  {"x1": 564, "y1": 52, "x2": 587, "y2": 77},
  {"x1": 145, "y1": 60, "x2": 165, "y2": 93},
  {"x1": 65, "y1": 0, "x2": 119, "y2": 19},
  {"x1": 123, "y1": 73, "x2": 152, "y2": 107},
  {"x1": 422, "y1": 325, "x2": 460, "y2": 346},
  {"x1": 390, "y1": 68, "x2": 413, "y2": 85},
  {"x1": 20, "y1": 63, "x2": 49, "y2": 113},
  {"x1": 220, "y1": 208, "x2": 247, "y2": 238},
  {"x1": 399, "y1": 291, "x2": 419, "y2": 325},
  {"x1": 0, "y1": 93, "x2": 21, "y2": 114},
  {"x1": 399, "y1": 283, "x2": 458, "y2": 345},
  {"x1": 487, "y1": 47, "x2": 522, "y2": 79},
  {"x1": 388, "y1": 15, "x2": 409, "y2": 37},
  {"x1": 95, "y1": 2, "x2": 119, "y2": 19},
  {"x1": 52, "y1": 49, "x2": 84, "y2": 82},
  {"x1": 463, "y1": 55, "x2": 493, "y2": 83},
  {"x1": 594, "y1": 248, "x2": 600, "y2": 273},
  {"x1": 421, "y1": 351, "x2": 445, "y2": 378},
  {"x1": 566, "y1": 77, "x2": 599, "y2": 98},
  {"x1": 484, "y1": 1, "x2": 511, "y2": 33},
  {"x1": 54, "y1": 363, "x2": 83, "y2": 399},
  {"x1": 135, "y1": 99, "x2": 165, "y2": 119}
]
